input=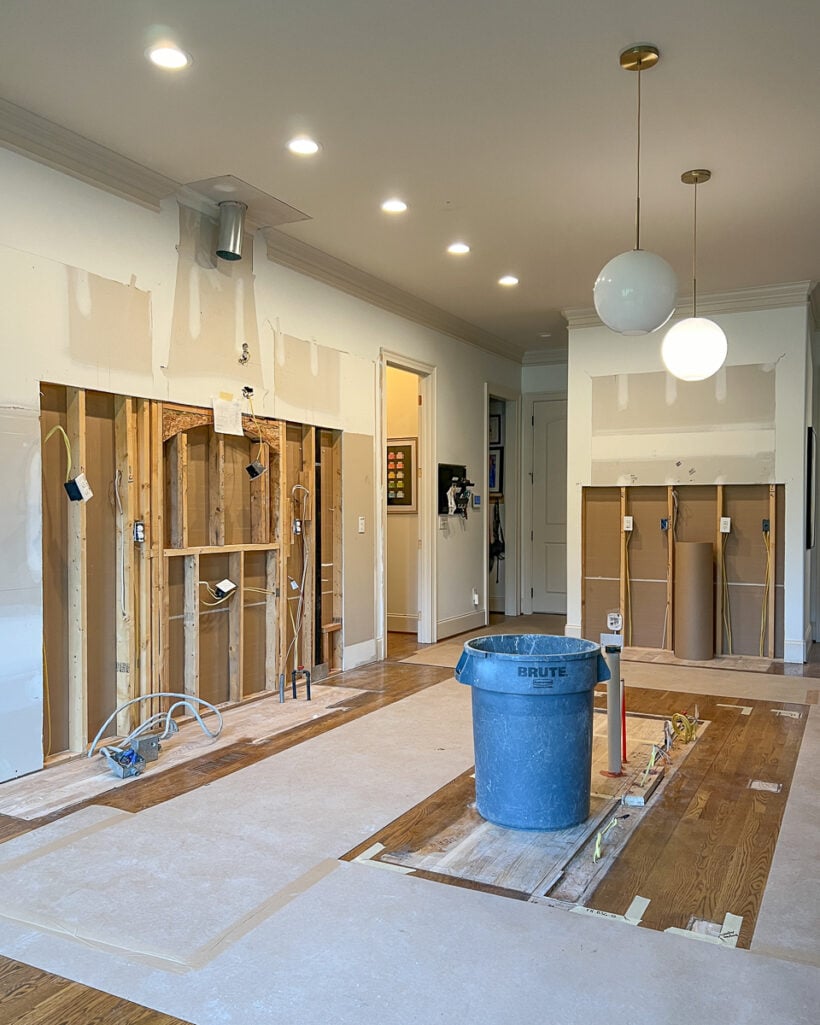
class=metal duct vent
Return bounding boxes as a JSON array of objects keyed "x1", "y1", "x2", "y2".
[{"x1": 216, "y1": 201, "x2": 247, "y2": 261}]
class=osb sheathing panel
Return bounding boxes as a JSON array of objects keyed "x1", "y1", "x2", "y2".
[
  {"x1": 625, "y1": 487, "x2": 667, "y2": 581},
  {"x1": 84, "y1": 391, "x2": 117, "y2": 738},
  {"x1": 629, "y1": 581, "x2": 667, "y2": 648},
  {"x1": 242, "y1": 551, "x2": 267, "y2": 695},
  {"x1": 583, "y1": 578, "x2": 619, "y2": 642},
  {"x1": 675, "y1": 486, "x2": 717, "y2": 544},
  {"x1": 40, "y1": 385, "x2": 69, "y2": 754},
  {"x1": 583, "y1": 488, "x2": 620, "y2": 578}
]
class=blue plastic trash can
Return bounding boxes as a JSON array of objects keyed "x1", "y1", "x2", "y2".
[{"x1": 455, "y1": 634, "x2": 610, "y2": 831}]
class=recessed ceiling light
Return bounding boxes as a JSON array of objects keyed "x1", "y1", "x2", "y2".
[
  {"x1": 287, "y1": 136, "x2": 321, "y2": 156},
  {"x1": 447, "y1": 242, "x2": 470, "y2": 255},
  {"x1": 146, "y1": 44, "x2": 192, "y2": 70},
  {"x1": 381, "y1": 198, "x2": 408, "y2": 214},
  {"x1": 498, "y1": 275, "x2": 519, "y2": 287}
]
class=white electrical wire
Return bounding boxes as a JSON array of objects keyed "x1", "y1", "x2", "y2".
[{"x1": 87, "y1": 692, "x2": 223, "y2": 759}]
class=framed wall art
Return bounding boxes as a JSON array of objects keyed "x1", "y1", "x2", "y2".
[
  {"x1": 489, "y1": 413, "x2": 502, "y2": 446},
  {"x1": 489, "y1": 446, "x2": 504, "y2": 496},
  {"x1": 387, "y1": 437, "x2": 417, "y2": 513}
]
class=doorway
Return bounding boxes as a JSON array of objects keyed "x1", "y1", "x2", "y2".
[
  {"x1": 380, "y1": 352, "x2": 436, "y2": 653},
  {"x1": 530, "y1": 397, "x2": 567, "y2": 613}
]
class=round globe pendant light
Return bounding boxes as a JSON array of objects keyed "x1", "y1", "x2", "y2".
[
  {"x1": 661, "y1": 169, "x2": 728, "y2": 381},
  {"x1": 593, "y1": 45, "x2": 677, "y2": 335}
]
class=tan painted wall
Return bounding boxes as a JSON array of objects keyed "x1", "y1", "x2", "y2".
[{"x1": 386, "y1": 367, "x2": 420, "y2": 629}]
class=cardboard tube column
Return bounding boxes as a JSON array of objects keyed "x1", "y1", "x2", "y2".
[{"x1": 674, "y1": 541, "x2": 714, "y2": 660}]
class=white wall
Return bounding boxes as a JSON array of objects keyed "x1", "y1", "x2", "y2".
[
  {"x1": 0, "y1": 147, "x2": 520, "y2": 779},
  {"x1": 566, "y1": 306, "x2": 811, "y2": 662}
]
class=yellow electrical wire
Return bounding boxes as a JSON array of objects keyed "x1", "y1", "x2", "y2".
[
  {"x1": 760, "y1": 529, "x2": 772, "y2": 656},
  {"x1": 625, "y1": 528, "x2": 633, "y2": 646},
  {"x1": 42, "y1": 641, "x2": 52, "y2": 757},
  {"x1": 43, "y1": 424, "x2": 73, "y2": 482},
  {"x1": 721, "y1": 533, "x2": 733, "y2": 654}
]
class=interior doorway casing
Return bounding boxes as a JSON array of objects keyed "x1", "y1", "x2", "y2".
[
  {"x1": 485, "y1": 383, "x2": 521, "y2": 619},
  {"x1": 378, "y1": 351, "x2": 437, "y2": 650}
]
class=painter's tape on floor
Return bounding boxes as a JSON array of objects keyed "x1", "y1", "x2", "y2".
[
  {"x1": 0, "y1": 858, "x2": 342, "y2": 974},
  {"x1": 354, "y1": 842, "x2": 414, "y2": 874},
  {"x1": 569, "y1": 895, "x2": 650, "y2": 926},
  {"x1": 665, "y1": 912, "x2": 743, "y2": 947}
]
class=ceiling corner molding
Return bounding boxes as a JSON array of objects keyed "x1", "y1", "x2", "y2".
[
  {"x1": 521, "y1": 348, "x2": 568, "y2": 367},
  {"x1": 264, "y1": 228, "x2": 521, "y2": 363},
  {"x1": 563, "y1": 281, "x2": 816, "y2": 332},
  {"x1": 0, "y1": 98, "x2": 179, "y2": 211}
]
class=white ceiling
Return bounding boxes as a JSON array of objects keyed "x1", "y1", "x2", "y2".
[{"x1": 0, "y1": 0, "x2": 818, "y2": 359}]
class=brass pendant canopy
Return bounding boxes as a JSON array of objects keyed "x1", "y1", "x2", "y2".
[
  {"x1": 681, "y1": 169, "x2": 712, "y2": 186},
  {"x1": 619, "y1": 44, "x2": 660, "y2": 72}
]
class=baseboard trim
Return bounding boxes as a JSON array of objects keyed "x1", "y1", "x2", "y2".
[
  {"x1": 783, "y1": 637, "x2": 808, "y2": 665},
  {"x1": 387, "y1": 614, "x2": 419, "y2": 633},
  {"x1": 564, "y1": 622, "x2": 583, "y2": 639},
  {"x1": 343, "y1": 638, "x2": 378, "y2": 671},
  {"x1": 436, "y1": 610, "x2": 485, "y2": 640}
]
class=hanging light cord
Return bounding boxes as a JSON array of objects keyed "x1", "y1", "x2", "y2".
[
  {"x1": 635, "y1": 64, "x2": 642, "y2": 250},
  {"x1": 692, "y1": 177, "x2": 699, "y2": 316}
]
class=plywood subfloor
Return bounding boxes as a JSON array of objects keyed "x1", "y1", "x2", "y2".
[{"x1": 623, "y1": 646, "x2": 773, "y2": 673}]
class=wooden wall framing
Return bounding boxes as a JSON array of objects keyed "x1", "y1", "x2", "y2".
[
  {"x1": 581, "y1": 484, "x2": 784, "y2": 658},
  {"x1": 40, "y1": 385, "x2": 344, "y2": 758}
]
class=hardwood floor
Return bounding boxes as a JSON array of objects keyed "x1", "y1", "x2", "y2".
[
  {"x1": 0, "y1": 956, "x2": 192, "y2": 1025},
  {"x1": 0, "y1": 643, "x2": 812, "y2": 1020}
]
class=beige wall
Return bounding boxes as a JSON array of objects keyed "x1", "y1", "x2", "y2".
[{"x1": 386, "y1": 367, "x2": 420, "y2": 630}]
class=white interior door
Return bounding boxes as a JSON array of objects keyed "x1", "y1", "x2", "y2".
[{"x1": 531, "y1": 399, "x2": 567, "y2": 613}]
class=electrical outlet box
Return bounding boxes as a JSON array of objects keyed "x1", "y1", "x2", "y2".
[
  {"x1": 660, "y1": 517, "x2": 669, "y2": 531},
  {"x1": 358, "y1": 515, "x2": 366, "y2": 534},
  {"x1": 214, "y1": 578, "x2": 237, "y2": 599},
  {"x1": 623, "y1": 515, "x2": 633, "y2": 532},
  {"x1": 762, "y1": 518, "x2": 770, "y2": 533},
  {"x1": 246, "y1": 459, "x2": 267, "y2": 479},
  {"x1": 133, "y1": 520, "x2": 145, "y2": 543},
  {"x1": 720, "y1": 516, "x2": 731, "y2": 533},
  {"x1": 64, "y1": 472, "x2": 93, "y2": 502}
]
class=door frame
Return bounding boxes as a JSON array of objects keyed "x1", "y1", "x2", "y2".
[
  {"x1": 378, "y1": 350, "x2": 437, "y2": 651},
  {"x1": 485, "y1": 382, "x2": 521, "y2": 619},
  {"x1": 521, "y1": 390, "x2": 567, "y2": 616}
]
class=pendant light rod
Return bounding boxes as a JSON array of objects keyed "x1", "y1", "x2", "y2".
[
  {"x1": 620, "y1": 45, "x2": 660, "y2": 253},
  {"x1": 681, "y1": 169, "x2": 712, "y2": 317}
]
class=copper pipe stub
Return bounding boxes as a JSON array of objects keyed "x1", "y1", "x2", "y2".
[
  {"x1": 619, "y1": 44, "x2": 660, "y2": 72},
  {"x1": 681, "y1": 169, "x2": 712, "y2": 185}
]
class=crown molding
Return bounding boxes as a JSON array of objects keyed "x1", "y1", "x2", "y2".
[
  {"x1": 0, "y1": 98, "x2": 179, "y2": 211},
  {"x1": 809, "y1": 282, "x2": 819, "y2": 331},
  {"x1": 521, "y1": 348, "x2": 568, "y2": 366},
  {"x1": 564, "y1": 281, "x2": 816, "y2": 331},
  {"x1": 264, "y1": 228, "x2": 522, "y2": 364}
]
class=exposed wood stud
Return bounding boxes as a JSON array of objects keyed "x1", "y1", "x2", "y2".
[
  {"x1": 209, "y1": 433, "x2": 225, "y2": 546},
  {"x1": 265, "y1": 550, "x2": 279, "y2": 690},
  {"x1": 228, "y1": 552, "x2": 244, "y2": 703},
  {"x1": 114, "y1": 396, "x2": 137, "y2": 735},
  {"x1": 168, "y1": 432, "x2": 188, "y2": 549},
  {"x1": 183, "y1": 553, "x2": 200, "y2": 699},
  {"x1": 65, "y1": 387, "x2": 88, "y2": 751},
  {"x1": 135, "y1": 399, "x2": 153, "y2": 703}
]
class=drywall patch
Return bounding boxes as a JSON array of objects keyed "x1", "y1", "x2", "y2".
[
  {"x1": 274, "y1": 333, "x2": 341, "y2": 418},
  {"x1": 67, "y1": 267, "x2": 151, "y2": 374},
  {"x1": 166, "y1": 204, "x2": 262, "y2": 385}
]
